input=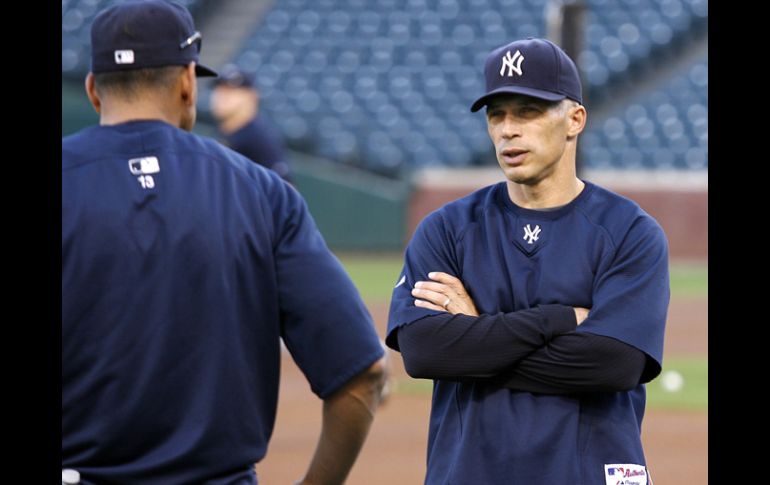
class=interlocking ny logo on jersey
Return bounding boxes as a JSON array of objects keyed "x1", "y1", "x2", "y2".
[
  {"x1": 523, "y1": 224, "x2": 541, "y2": 244},
  {"x1": 500, "y1": 49, "x2": 524, "y2": 76}
]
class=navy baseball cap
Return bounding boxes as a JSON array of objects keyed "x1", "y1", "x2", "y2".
[
  {"x1": 90, "y1": 0, "x2": 217, "y2": 77},
  {"x1": 212, "y1": 64, "x2": 256, "y2": 88},
  {"x1": 470, "y1": 37, "x2": 582, "y2": 112}
]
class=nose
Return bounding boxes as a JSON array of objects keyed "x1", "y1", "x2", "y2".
[{"x1": 499, "y1": 114, "x2": 522, "y2": 139}]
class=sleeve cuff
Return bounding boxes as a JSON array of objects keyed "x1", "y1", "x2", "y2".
[{"x1": 539, "y1": 304, "x2": 578, "y2": 339}]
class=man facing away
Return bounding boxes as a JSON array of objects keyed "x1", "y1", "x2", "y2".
[
  {"x1": 387, "y1": 37, "x2": 669, "y2": 485},
  {"x1": 62, "y1": 2, "x2": 387, "y2": 483}
]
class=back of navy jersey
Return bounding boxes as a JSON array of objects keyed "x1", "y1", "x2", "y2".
[
  {"x1": 62, "y1": 120, "x2": 384, "y2": 484},
  {"x1": 387, "y1": 181, "x2": 669, "y2": 484}
]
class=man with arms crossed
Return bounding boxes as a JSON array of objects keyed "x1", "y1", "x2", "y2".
[{"x1": 387, "y1": 38, "x2": 668, "y2": 484}]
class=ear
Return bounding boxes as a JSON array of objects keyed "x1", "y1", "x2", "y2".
[
  {"x1": 84, "y1": 73, "x2": 101, "y2": 114},
  {"x1": 566, "y1": 103, "x2": 587, "y2": 137},
  {"x1": 179, "y1": 63, "x2": 197, "y2": 107}
]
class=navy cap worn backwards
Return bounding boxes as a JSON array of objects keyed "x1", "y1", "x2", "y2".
[
  {"x1": 470, "y1": 37, "x2": 582, "y2": 112},
  {"x1": 90, "y1": 0, "x2": 217, "y2": 77}
]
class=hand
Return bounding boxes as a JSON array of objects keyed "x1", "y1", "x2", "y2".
[
  {"x1": 411, "y1": 272, "x2": 479, "y2": 316},
  {"x1": 573, "y1": 307, "x2": 590, "y2": 325}
]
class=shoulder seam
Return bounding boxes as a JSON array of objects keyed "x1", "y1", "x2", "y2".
[
  {"x1": 449, "y1": 184, "x2": 500, "y2": 245},
  {"x1": 573, "y1": 202, "x2": 618, "y2": 252}
]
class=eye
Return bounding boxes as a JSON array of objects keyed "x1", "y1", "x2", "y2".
[{"x1": 487, "y1": 109, "x2": 504, "y2": 119}]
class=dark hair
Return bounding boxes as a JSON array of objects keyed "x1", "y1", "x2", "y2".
[{"x1": 93, "y1": 65, "x2": 186, "y2": 100}]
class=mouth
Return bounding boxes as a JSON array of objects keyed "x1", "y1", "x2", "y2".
[{"x1": 499, "y1": 147, "x2": 528, "y2": 166}]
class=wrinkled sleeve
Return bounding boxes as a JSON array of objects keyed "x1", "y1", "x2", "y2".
[
  {"x1": 271, "y1": 179, "x2": 384, "y2": 398},
  {"x1": 572, "y1": 215, "x2": 669, "y2": 383},
  {"x1": 386, "y1": 211, "x2": 461, "y2": 351}
]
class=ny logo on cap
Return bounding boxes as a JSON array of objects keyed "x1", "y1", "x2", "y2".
[{"x1": 500, "y1": 50, "x2": 524, "y2": 77}]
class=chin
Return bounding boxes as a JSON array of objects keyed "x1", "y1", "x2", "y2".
[{"x1": 499, "y1": 165, "x2": 532, "y2": 184}]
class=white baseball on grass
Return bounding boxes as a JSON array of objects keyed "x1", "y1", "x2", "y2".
[{"x1": 660, "y1": 370, "x2": 684, "y2": 392}]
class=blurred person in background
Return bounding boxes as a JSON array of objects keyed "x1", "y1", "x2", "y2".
[
  {"x1": 210, "y1": 64, "x2": 292, "y2": 182},
  {"x1": 62, "y1": 2, "x2": 386, "y2": 484}
]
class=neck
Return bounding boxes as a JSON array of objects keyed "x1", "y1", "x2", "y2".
[
  {"x1": 218, "y1": 105, "x2": 257, "y2": 135},
  {"x1": 99, "y1": 97, "x2": 180, "y2": 128},
  {"x1": 506, "y1": 163, "x2": 585, "y2": 209},
  {"x1": 507, "y1": 177, "x2": 585, "y2": 209}
]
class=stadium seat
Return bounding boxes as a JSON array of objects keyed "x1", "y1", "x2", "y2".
[{"x1": 63, "y1": 0, "x2": 707, "y2": 177}]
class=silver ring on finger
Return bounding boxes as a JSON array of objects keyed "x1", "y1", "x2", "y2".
[{"x1": 443, "y1": 297, "x2": 451, "y2": 309}]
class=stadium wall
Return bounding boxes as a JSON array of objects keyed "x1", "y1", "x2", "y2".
[
  {"x1": 407, "y1": 168, "x2": 707, "y2": 260},
  {"x1": 62, "y1": 81, "x2": 98, "y2": 136},
  {"x1": 289, "y1": 153, "x2": 410, "y2": 251}
]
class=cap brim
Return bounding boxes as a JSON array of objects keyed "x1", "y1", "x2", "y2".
[
  {"x1": 195, "y1": 63, "x2": 218, "y2": 77},
  {"x1": 470, "y1": 86, "x2": 566, "y2": 112},
  {"x1": 211, "y1": 77, "x2": 250, "y2": 88}
]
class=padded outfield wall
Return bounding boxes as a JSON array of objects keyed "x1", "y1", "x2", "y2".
[{"x1": 407, "y1": 168, "x2": 707, "y2": 260}]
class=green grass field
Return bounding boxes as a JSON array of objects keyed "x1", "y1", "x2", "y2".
[
  {"x1": 668, "y1": 263, "x2": 708, "y2": 297},
  {"x1": 337, "y1": 254, "x2": 404, "y2": 301},
  {"x1": 646, "y1": 357, "x2": 708, "y2": 411}
]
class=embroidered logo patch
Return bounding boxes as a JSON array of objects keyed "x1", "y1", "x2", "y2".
[
  {"x1": 114, "y1": 49, "x2": 135, "y2": 64},
  {"x1": 604, "y1": 464, "x2": 648, "y2": 485},
  {"x1": 128, "y1": 156, "x2": 160, "y2": 190},
  {"x1": 511, "y1": 218, "x2": 548, "y2": 257},
  {"x1": 500, "y1": 49, "x2": 524, "y2": 77},
  {"x1": 522, "y1": 224, "x2": 541, "y2": 244}
]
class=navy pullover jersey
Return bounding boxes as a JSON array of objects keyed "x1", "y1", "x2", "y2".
[
  {"x1": 225, "y1": 116, "x2": 290, "y2": 181},
  {"x1": 387, "y1": 181, "x2": 669, "y2": 485},
  {"x1": 62, "y1": 120, "x2": 384, "y2": 484}
]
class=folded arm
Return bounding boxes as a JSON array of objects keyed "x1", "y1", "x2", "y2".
[
  {"x1": 397, "y1": 305, "x2": 577, "y2": 379},
  {"x1": 405, "y1": 272, "x2": 646, "y2": 392},
  {"x1": 497, "y1": 332, "x2": 647, "y2": 393}
]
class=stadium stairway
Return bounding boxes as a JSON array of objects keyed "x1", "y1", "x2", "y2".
[
  {"x1": 588, "y1": 34, "x2": 708, "y2": 125},
  {"x1": 198, "y1": 0, "x2": 274, "y2": 70}
]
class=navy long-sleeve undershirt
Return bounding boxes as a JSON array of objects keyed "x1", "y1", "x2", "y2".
[{"x1": 396, "y1": 308, "x2": 647, "y2": 393}]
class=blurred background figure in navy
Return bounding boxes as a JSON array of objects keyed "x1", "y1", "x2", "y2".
[{"x1": 210, "y1": 64, "x2": 292, "y2": 181}]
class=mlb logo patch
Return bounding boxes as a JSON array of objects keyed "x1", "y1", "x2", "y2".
[
  {"x1": 128, "y1": 156, "x2": 160, "y2": 175},
  {"x1": 604, "y1": 464, "x2": 648, "y2": 485},
  {"x1": 114, "y1": 49, "x2": 135, "y2": 64}
]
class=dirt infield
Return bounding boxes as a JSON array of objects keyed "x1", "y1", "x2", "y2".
[{"x1": 256, "y1": 297, "x2": 707, "y2": 484}]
